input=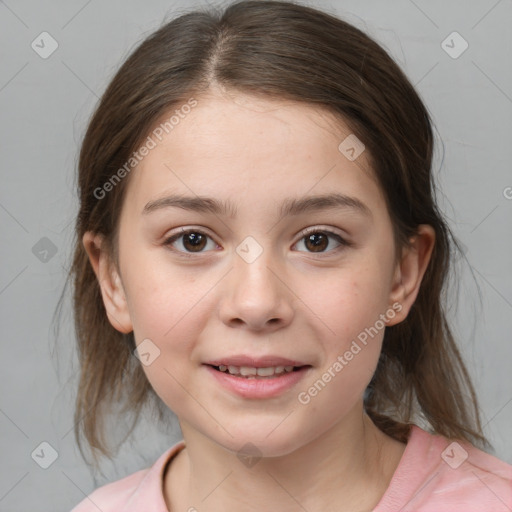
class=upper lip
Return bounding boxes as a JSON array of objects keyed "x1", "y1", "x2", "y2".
[{"x1": 204, "y1": 355, "x2": 309, "y2": 368}]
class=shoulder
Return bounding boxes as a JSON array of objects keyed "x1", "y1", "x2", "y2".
[
  {"x1": 433, "y1": 435, "x2": 512, "y2": 510},
  {"x1": 70, "y1": 468, "x2": 149, "y2": 512},
  {"x1": 375, "y1": 425, "x2": 512, "y2": 512},
  {"x1": 70, "y1": 441, "x2": 185, "y2": 512}
]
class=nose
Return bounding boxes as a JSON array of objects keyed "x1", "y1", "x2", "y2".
[{"x1": 218, "y1": 246, "x2": 295, "y2": 332}]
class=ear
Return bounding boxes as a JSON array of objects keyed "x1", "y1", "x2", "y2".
[
  {"x1": 82, "y1": 231, "x2": 133, "y2": 334},
  {"x1": 386, "y1": 224, "x2": 436, "y2": 326}
]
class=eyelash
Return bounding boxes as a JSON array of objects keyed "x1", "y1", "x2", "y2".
[{"x1": 163, "y1": 227, "x2": 351, "y2": 258}]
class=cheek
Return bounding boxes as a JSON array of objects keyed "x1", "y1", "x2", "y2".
[
  {"x1": 292, "y1": 256, "x2": 391, "y2": 402},
  {"x1": 121, "y1": 250, "x2": 217, "y2": 378},
  {"x1": 298, "y1": 260, "x2": 391, "y2": 345},
  {"x1": 123, "y1": 249, "x2": 212, "y2": 340},
  {"x1": 125, "y1": 265, "x2": 209, "y2": 410},
  {"x1": 295, "y1": 270, "x2": 386, "y2": 416}
]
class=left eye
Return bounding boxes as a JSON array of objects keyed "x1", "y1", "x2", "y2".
[
  {"x1": 293, "y1": 229, "x2": 348, "y2": 253},
  {"x1": 164, "y1": 229, "x2": 218, "y2": 254}
]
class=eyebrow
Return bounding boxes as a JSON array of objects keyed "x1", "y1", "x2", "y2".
[{"x1": 142, "y1": 192, "x2": 372, "y2": 220}]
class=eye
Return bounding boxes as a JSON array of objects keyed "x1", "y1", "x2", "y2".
[
  {"x1": 163, "y1": 228, "x2": 218, "y2": 254},
  {"x1": 163, "y1": 227, "x2": 351, "y2": 256},
  {"x1": 293, "y1": 228, "x2": 350, "y2": 254}
]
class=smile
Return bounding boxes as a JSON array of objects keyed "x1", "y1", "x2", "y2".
[
  {"x1": 204, "y1": 364, "x2": 312, "y2": 398},
  {"x1": 212, "y1": 364, "x2": 299, "y2": 378}
]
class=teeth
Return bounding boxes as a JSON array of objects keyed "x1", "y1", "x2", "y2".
[
  {"x1": 256, "y1": 367, "x2": 275, "y2": 377},
  {"x1": 216, "y1": 365, "x2": 298, "y2": 377},
  {"x1": 240, "y1": 366, "x2": 257, "y2": 376}
]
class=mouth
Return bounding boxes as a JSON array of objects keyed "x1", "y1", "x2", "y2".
[
  {"x1": 207, "y1": 364, "x2": 310, "y2": 379},
  {"x1": 204, "y1": 362, "x2": 311, "y2": 399},
  {"x1": 203, "y1": 355, "x2": 312, "y2": 398}
]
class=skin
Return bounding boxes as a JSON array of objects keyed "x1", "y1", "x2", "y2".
[{"x1": 84, "y1": 87, "x2": 435, "y2": 512}]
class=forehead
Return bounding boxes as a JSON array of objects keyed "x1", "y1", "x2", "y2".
[
  {"x1": 154, "y1": 91, "x2": 365, "y2": 166},
  {"x1": 122, "y1": 91, "x2": 383, "y2": 217}
]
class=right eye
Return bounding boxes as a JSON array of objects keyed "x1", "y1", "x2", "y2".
[{"x1": 163, "y1": 228, "x2": 219, "y2": 255}]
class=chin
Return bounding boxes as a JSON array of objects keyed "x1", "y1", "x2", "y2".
[{"x1": 208, "y1": 421, "x2": 310, "y2": 459}]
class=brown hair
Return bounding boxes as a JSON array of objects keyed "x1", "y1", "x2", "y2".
[{"x1": 60, "y1": 0, "x2": 487, "y2": 461}]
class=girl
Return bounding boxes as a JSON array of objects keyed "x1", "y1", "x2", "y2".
[{"x1": 68, "y1": 1, "x2": 512, "y2": 510}]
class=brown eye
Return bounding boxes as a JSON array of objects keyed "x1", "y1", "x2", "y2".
[
  {"x1": 164, "y1": 229, "x2": 217, "y2": 254},
  {"x1": 294, "y1": 229, "x2": 348, "y2": 254},
  {"x1": 182, "y1": 232, "x2": 207, "y2": 252},
  {"x1": 304, "y1": 232, "x2": 329, "y2": 252}
]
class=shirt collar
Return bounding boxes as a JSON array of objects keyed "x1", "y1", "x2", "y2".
[{"x1": 123, "y1": 439, "x2": 186, "y2": 512}]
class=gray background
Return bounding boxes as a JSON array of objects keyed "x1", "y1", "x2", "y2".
[{"x1": 1, "y1": 0, "x2": 511, "y2": 510}]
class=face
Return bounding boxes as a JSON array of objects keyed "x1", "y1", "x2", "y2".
[{"x1": 93, "y1": 89, "x2": 421, "y2": 457}]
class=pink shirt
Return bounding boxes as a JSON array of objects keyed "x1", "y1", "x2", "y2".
[{"x1": 71, "y1": 425, "x2": 512, "y2": 511}]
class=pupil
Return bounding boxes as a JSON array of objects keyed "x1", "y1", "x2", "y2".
[
  {"x1": 185, "y1": 233, "x2": 206, "y2": 251},
  {"x1": 306, "y1": 233, "x2": 327, "y2": 252}
]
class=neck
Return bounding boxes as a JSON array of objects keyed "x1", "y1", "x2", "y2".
[{"x1": 165, "y1": 407, "x2": 405, "y2": 512}]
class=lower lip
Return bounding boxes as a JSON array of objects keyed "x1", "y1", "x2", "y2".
[{"x1": 204, "y1": 365, "x2": 311, "y2": 399}]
